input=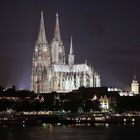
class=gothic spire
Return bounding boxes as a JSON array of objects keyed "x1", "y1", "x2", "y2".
[
  {"x1": 54, "y1": 12, "x2": 61, "y2": 41},
  {"x1": 68, "y1": 36, "x2": 74, "y2": 65},
  {"x1": 69, "y1": 36, "x2": 73, "y2": 54},
  {"x1": 37, "y1": 11, "x2": 48, "y2": 44},
  {"x1": 134, "y1": 74, "x2": 136, "y2": 80}
]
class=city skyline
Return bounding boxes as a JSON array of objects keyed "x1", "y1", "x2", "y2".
[{"x1": 0, "y1": 0, "x2": 140, "y2": 90}]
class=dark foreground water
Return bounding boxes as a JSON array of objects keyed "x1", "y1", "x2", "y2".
[{"x1": 0, "y1": 124, "x2": 140, "y2": 140}]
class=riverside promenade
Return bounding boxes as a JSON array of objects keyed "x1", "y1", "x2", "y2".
[{"x1": 0, "y1": 111, "x2": 140, "y2": 125}]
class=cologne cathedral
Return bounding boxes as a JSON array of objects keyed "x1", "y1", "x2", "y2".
[{"x1": 31, "y1": 12, "x2": 101, "y2": 93}]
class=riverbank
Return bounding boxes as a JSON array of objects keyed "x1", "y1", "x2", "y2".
[{"x1": 0, "y1": 112, "x2": 140, "y2": 126}]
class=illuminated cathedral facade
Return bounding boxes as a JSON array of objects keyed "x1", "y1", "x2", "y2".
[{"x1": 31, "y1": 12, "x2": 101, "y2": 93}]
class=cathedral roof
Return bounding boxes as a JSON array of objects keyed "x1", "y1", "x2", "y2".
[
  {"x1": 53, "y1": 64, "x2": 92, "y2": 73},
  {"x1": 72, "y1": 64, "x2": 91, "y2": 72}
]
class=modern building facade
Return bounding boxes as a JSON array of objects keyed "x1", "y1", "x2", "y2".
[{"x1": 31, "y1": 12, "x2": 101, "y2": 93}]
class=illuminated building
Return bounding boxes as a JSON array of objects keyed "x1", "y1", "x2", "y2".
[
  {"x1": 31, "y1": 12, "x2": 101, "y2": 93},
  {"x1": 99, "y1": 95, "x2": 109, "y2": 110},
  {"x1": 91, "y1": 94, "x2": 109, "y2": 110},
  {"x1": 131, "y1": 75, "x2": 139, "y2": 94}
]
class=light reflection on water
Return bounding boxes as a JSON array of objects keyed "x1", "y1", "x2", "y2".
[{"x1": 0, "y1": 124, "x2": 140, "y2": 140}]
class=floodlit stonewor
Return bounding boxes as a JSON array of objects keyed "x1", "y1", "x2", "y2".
[{"x1": 31, "y1": 11, "x2": 101, "y2": 93}]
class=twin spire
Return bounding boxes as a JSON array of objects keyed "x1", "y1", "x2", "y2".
[
  {"x1": 37, "y1": 11, "x2": 62, "y2": 43},
  {"x1": 37, "y1": 11, "x2": 74, "y2": 60},
  {"x1": 37, "y1": 11, "x2": 48, "y2": 44},
  {"x1": 54, "y1": 13, "x2": 61, "y2": 41}
]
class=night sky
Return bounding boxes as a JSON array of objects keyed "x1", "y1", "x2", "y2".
[{"x1": 0, "y1": 0, "x2": 140, "y2": 90}]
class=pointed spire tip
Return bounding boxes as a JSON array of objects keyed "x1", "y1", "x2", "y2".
[
  {"x1": 54, "y1": 12, "x2": 61, "y2": 41},
  {"x1": 70, "y1": 36, "x2": 73, "y2": 54},
  {"x1": 134, "y1": 74, "x2": 136, "y2": 80},
  {"x1": 41, "y1": 11, "x2": 43, "y2": 15},
  {"x1": 56, "y1": 12, "x2": 59, "y2": 17},
  {"x1": 37, "y1": 10, "x2": 48, "y2": 44}
]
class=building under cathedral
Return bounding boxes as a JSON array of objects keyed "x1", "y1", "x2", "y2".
[{"x1": 31, "y1": 12, "x2": 101, "y2": 93}]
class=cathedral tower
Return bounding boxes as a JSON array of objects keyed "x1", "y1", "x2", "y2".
[
  {"x1": 31, "y1": 11, "x2": 51, "y2": 93},
  {"x1": 68, "y1": 37, "x2": 75, "y2": 66},
  {"x1": 94, "y1": 72, "x2": 101, "y2": 87},
  {"x1": 31, "y1": 12, "x2": 100, "y2": 93},
  {"x1": 51, "y1": 13, "x2": 65, "y2": 64}
]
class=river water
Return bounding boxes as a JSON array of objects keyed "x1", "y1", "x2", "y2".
[{"x1": 0, "y1": 124, "x2": 140, "y2": 140}]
